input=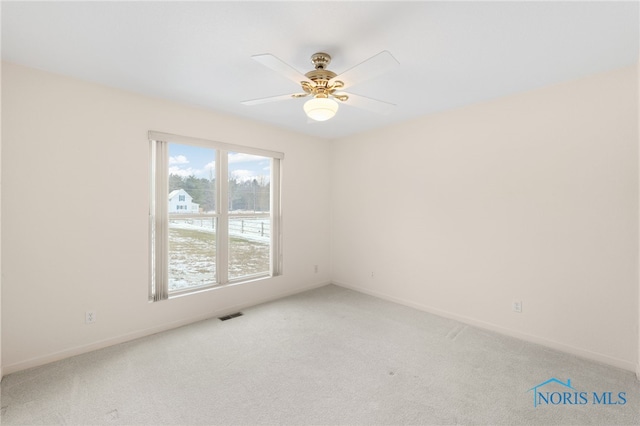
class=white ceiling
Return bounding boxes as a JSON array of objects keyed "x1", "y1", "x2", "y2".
[{"x1": 2, "y1": 1, "x2": 638, "y2": 140}]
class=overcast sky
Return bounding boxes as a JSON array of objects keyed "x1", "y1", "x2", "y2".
[{"x1": 168, "y1": 143, "x2": 271, "y2": 182}]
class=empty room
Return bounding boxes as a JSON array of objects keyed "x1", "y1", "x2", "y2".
[{"x1": 1, "y1": 1, "x2": 639, "y2": 425}]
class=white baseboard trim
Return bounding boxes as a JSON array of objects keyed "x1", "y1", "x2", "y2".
[
  {"x1": 333, "y1": 281, "x2": 637, "y2": 374},
  {"x1": 2, "y1": 281, "x2": 330, "y2": 376}
]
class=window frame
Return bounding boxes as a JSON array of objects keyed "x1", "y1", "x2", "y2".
[{"x1": 149, "y1": 131, "x2": 283, "y2": 302}]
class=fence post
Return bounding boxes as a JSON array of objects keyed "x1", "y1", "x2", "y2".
[{"x1": 261, "y1": 221, "x2": 264, "y2": 237}]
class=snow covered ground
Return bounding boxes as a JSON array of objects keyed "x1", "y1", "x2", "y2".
[
  {"x1": 169, "y1": 217, "x2": 270, "y2": 243},
  {"x1": 167, "y1": 217, "x2": 270, "y2": 291}
]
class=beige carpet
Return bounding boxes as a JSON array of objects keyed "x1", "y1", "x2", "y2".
[{"x1": 1, "y1": 284, "x2": 639, "y2": 425}]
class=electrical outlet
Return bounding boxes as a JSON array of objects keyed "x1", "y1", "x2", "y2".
[
  {"x1": 85, "y1": 311, "x2": 97, "y2": 324},
  {"x1": 512, "y1": 301, "x2": 522, "y2": 313}
]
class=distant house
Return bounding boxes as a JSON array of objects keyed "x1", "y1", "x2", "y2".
[{"x1": 168, "y1": 189, "x2": 200, "y2": 213}]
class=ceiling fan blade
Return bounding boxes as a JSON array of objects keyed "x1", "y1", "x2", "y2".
[
  {"x1": 338, "y1": 92, "x2": 396, "y2": 115},
  {"x1": 330, "y1": 51, "x2": 399, "y2": 89},
  {"x1": 251, "y1": 53, "x2": 312, "y2": 86},
  {"x1": 241, "y1": 93, "x2": 308, "y2": 106}
]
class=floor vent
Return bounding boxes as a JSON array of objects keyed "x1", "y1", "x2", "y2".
[{"x1": 219, "y1": 312, "x2": 243, "y2": 321}]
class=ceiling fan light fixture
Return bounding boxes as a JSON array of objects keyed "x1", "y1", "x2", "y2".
[{"x1": 304, "y1": 97, "x2": 339, "y2": 121}]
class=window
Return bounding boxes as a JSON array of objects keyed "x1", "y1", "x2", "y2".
[{"x1": 149, "y1": 131, "x2": 282, "y2": 301}]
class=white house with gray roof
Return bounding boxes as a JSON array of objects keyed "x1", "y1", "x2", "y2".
[{"x1": 168, "y1": 189, "x2": 200, "y2": 213}]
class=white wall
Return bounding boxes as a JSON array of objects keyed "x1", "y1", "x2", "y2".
[
  {"x1": 331, "y1": 65, "x2": 639, "y2": 372},
  {"x1": 1, "y1": 62, "x2": 332, "y2": 375}
]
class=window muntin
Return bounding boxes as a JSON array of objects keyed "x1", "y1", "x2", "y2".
[{"x1": 149, "y1": 132, "x2": 282, "y2": 301}]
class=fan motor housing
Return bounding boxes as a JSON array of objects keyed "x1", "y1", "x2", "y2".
[{"x1": 305, "y1": 69, "x2": 337, "y2": 84}]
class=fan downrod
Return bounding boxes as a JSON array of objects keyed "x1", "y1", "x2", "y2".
[{"x1": 310, "y1": 52, "x2": 331, "y2": 70}]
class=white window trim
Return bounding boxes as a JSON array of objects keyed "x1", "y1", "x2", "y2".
[
  {"x1": 148, "y1": 131, "x2": 284, "y2": 160},
  {"x1": 149, "y1": 131, "x2": 283, "y2": 302}
]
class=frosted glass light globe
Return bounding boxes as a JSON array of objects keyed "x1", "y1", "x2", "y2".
[{"x1": 304, "y1": 97, "x2": 339, "y2": 121}]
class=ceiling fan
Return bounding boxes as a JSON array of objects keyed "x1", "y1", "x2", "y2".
[{"x1": 241, "y1": 51, "x2": 399, "y2": 122}]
